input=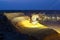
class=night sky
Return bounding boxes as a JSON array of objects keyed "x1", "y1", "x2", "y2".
[{"x1": 0, "y1": 0, "x2": 60, "y2": 10}]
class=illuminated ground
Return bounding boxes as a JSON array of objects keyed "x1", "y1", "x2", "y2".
[
  {"x1": 42, "y1": 21, "x2": 60, "y2": 33},
  {"x1": 3, "y1": 13, "x2": 60, "y2": 40}
]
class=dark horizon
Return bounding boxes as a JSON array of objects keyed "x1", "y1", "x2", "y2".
[{"x1": 0, "y1": 10, "x2": 60, "y2": 14}]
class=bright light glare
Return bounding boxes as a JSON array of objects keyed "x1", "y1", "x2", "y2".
[{"x1": 17, "y1": 19, "x2": 47, "y2": 29}]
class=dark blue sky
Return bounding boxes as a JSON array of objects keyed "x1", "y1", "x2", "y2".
[{"x1": 0, "y1": 0, "x2": 60, "y2": 10}]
